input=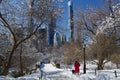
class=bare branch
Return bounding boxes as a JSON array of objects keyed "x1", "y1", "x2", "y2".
[
  {"x1": 17, "y1": 23, "x2": 42, "y2": 47},
  {"x1": 82, "y1": 16, "x2": 96, "y2": 35},
  {"x1": 107, "y1": 0, "x2": 115, "y2": 17},
  {"x1": 91, "y1": 60, "x2": 98, "y2": 64},
  {"x1": 0, "y1": 12, "x2": 17, "y2": 44},
  {"x1": 103, "y1": 60, "x2": 110, "y2": 64}
]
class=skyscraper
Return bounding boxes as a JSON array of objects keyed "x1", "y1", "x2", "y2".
[
  {"x1": 48, "y1": 17, "x2": 56, "y2": 46},
  {"x1": 68, "y1": 0, "x2": 74, "y2": 42},
  {"x1": 54, "y1": 32, "x2": 66, "y2": 47}
]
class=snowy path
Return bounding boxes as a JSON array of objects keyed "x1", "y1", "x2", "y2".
[
  {"x1": 38, "y1": 64, "x2": 120, "y2": 80},
  {"x1": 0, "y1": 63, "x2": 120, "y2": 80}
]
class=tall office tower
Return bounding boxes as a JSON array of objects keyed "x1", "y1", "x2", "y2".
[
  {"x1": 54, "y1": 32, "x2": 66, "y2": 47},
  {"x1": 48, "y1": 17, "x2": 56, "y2": 46},
  {"x1": 37, "y1": 28, "x2": 47, "y2": 52},
  {"x1": 54, "y1": 32, "x2": 61, "y2": 47},
  {"x1": 68, "y1": 0, "x2": 74, "y2": 42}
]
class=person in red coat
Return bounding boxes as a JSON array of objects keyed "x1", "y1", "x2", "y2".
[{"x1": 72, "y1": 61, "x2": 80, "y2": 74}]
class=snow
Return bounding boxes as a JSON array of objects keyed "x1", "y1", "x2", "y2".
[
  {"x1": 0, "y1": 63, "x2": 120, "y2": 80},
  {"x1": 96, "y1": 3, "x2": 120, "y2": 35},
  {"x1": 41, "y1": 64, "x2": 62, "y2": 72}
]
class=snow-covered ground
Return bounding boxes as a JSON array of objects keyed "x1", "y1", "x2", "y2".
[{"x1": 0, "y1": 63, "x2": 120, "y2": 80}]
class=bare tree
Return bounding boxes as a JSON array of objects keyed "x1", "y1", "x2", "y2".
[
  {"x1": 74, "y1": 1, "x2": 120, "y2": 70},
  {"x1": 110, "y1": 52, "x2": 120, "y2": 69},
  {"x1": 89, "y1": 33, "x2": 117, "y2": 70},
  {"x1": 0, "y1": 0, "x2": 62, "y2": 75},
  {"x1": 63, "y1": 42, "x2": 82, "y2": 65}
]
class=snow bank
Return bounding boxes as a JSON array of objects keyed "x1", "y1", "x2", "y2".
[
  {"x1": 0, "y1": 63, "x2": 120, "y2": 80},
  {"x1": 42, "y1": 64, "x2": 63, "y2": 73}
]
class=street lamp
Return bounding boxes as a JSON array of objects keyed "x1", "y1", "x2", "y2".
[{"x1": 83, "y1": 44, "x2": 86, "y2": 74}]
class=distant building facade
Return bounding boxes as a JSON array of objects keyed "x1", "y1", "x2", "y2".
[
  {"x1": 48, "y1": 26, "x2": 55, "y2": 46},
  {"x1": 68, "y1": 0, "x2": 74, "y2": 42},
  {"x1": 53, "y1": 32, "x2": 66, "y2": 47},
  {"x1": 36, "y1": 28, "x2": 47, "y2": 52}
]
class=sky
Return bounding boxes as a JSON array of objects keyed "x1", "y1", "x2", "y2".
[
  {"x1": 60, "y1": 0, "x2": 106, "y2": 41},
  {"x1": 72, "y1": 0, "x2": 105, "y2": 9}
]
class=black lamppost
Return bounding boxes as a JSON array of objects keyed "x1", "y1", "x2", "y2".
[{"x1": 83, "y1": 44, "x2": 86, "y2": 74}]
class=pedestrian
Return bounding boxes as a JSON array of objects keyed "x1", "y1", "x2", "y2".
[
  {"x1": 72, "y1": 61, "x2": 80, "y2": 74},
  {"x1": 39, "y1": 62, "x2": 44, "y2": 79}
]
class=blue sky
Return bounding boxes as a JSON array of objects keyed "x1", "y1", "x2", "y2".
[
  {"x1": 61, "y1": 0, "x2": 105, "y2": 27},
  {"x1": 72, "y1": 0, "x2": 105, "y2": 9},
  {"x1": 60, "y1": 0, "x2": 105, "y2": 41}
]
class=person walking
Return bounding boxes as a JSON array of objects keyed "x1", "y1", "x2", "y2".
[
  {"x1": 39, "y1": 62, "x2": 44, "y2": 79},
  {"x1": 72, "y1": 61, "x2": 80, "y2": 74}
]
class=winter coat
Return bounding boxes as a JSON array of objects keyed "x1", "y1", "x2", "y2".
[{"x1": 74, "y1": 61, "x2": 80, "y2": 73}]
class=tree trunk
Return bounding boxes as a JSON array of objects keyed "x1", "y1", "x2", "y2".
[
  {"x1": 116, "y1": 63, "x2": 119, "y2": 69},
  {"x1": 97, "y1": 59, "x2": 104, "y2": 70},
  {"x1": 20, "y1": 44, "x2": 23, "y2": 74},
  {"x1": 2, "y1": 45, "x2": 17, "y2": 75},
  {"x1": 2, "y1": 66, "x2": 9, "y2": 75}
]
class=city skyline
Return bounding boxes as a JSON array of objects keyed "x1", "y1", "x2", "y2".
[{"x1": 61, "y1": 0, "x2": 106, "y2": 41}]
